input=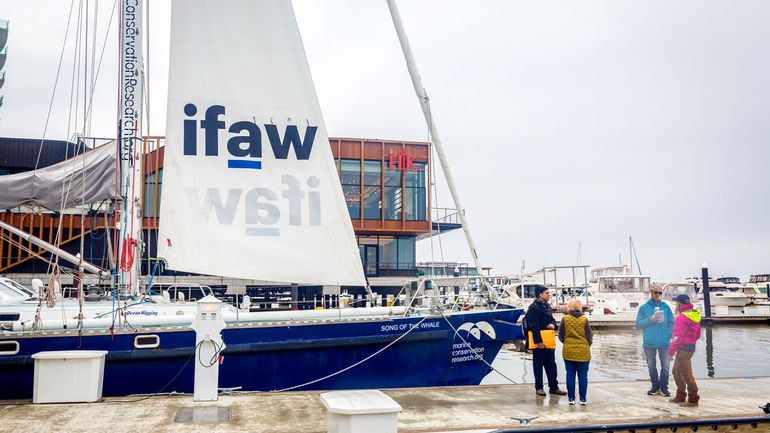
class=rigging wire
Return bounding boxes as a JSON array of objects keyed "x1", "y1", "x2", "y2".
[{"x1": 33, "y1": 0, "x2": 77, "y2": 171}]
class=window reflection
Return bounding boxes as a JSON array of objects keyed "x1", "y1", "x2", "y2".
[
  {"x1": 340, "y1": 159, "x2": 360, "y2": 219},
  {"x1": 405, "y1": 162, "x2": 426, "y2": 221},
  {"x1": 363, "y1": 160, "x2": 381, "y2": 220},
  {"x1": 384, "y1": 167, "x2": 402, "y2": 220}
]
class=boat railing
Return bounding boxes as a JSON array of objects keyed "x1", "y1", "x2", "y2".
[{"x1": 391, "y1": 275, "x2": 520, "y2": 316}]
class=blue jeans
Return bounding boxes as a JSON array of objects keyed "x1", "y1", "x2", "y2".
[
  {"x1": 644, "y1": 347, "x2": 670, "y2": 392},
  {"x1": 564, "y1": 360, "x2": 589, "y2": 401}
]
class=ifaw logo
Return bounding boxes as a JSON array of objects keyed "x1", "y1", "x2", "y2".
[
  {"x1": 181, "y1": 103, "x2": 322, "y2": 236},
  {"x1": 454, "y1": 321, "x2": 496, "y2": 340},
  {"x1": 182, "y1": 103, "x2": 317, "y2": 169}
]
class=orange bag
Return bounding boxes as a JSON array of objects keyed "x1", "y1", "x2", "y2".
[{"x1": 528, "y1": 330, "x2": 557, "y2": 349}]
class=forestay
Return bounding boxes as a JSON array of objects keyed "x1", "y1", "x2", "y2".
[{"x1": 159, "y1": 0, "x2": 365, "y2": 286}]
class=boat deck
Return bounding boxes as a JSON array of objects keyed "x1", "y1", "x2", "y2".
[{"x1": 2, "y1": 377, "x2": 769, "y2": 432}]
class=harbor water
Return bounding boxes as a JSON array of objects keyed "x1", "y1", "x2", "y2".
[{"x1": 483, "y1": 324, "x2": 770, "y2": 385}]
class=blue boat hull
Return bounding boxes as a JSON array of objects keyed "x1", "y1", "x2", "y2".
[{"x1": 0, "y1": 308, "x2": 523, "y2": 400}]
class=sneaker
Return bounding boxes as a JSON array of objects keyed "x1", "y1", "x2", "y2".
[
  {"x1": 669, "y1": 397, "x2": 685, "y2": 403},
  {"x1": 549, "y1": 388, "x2": 567, "y2": 396},
  {"x1": 661, "y1": 389, "x2": 671, "y2": 397},
  {"x1": 580, "y1": 400, "x2": 587, "y2": 406},
  {"x1": 535, "y1": 389, "x2": 546, "y2": 396},
  {"x1": 647, "y1": 388, "x2": 660, "y2": 395},
  {"x1": 568, "y1": 399, "x2": 576, "y2": 405}
]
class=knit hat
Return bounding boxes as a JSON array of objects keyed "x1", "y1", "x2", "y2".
[
  {"x1": 535, "y1": 285, "x2": 549, "y2": 297},
  {"x1": 674, "y1": 294, "x2": 690, "y2": 304}
]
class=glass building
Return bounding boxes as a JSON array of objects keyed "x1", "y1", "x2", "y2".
[{"x1": 330, "y1": 138, "x2": 431, "y2": 279}]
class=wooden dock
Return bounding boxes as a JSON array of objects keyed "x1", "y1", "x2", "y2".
[
  {"x1": 1, "y1": 377, "x2": 769, "y2": 432},
  {"x1": 561, "y1": 312, "x2": 770, "y2": 328}
]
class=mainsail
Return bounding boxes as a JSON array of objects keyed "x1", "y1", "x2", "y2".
[
  {"x1": 0, "y1": 143, "x2": 117, "y2": 210},
  {"x1": 159, "y1": 0, "x2": 365, "y2": 286}
]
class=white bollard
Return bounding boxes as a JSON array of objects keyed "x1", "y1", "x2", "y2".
[
  {"x1": 320, "y1": 390, "x2": 401, "y2": 433},
  {"x1": 192, "y1": 295, "x2": 226, "y2": 402}
]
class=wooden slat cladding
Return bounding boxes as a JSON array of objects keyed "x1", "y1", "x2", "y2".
[{"x1": 0, "y1": 214, "x2": 107, "y2": 272}]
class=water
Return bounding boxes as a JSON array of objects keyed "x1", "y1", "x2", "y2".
[{"x1": 483, "y1": 324, "x2": 770, "y2": 385}]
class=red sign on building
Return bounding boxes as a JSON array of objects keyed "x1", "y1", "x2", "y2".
[{"x1": 387, "y1": 150, "x2": 418, "y2": 172}]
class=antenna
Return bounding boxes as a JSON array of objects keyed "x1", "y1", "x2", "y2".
[{"x1": 576, "y1": 241, "x2": 582, "y2": 265}]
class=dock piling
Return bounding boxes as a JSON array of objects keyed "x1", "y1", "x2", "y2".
[{"x1": 701, "y1": 263, "x2": 713, "y2": 326}]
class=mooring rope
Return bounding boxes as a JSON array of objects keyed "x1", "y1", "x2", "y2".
[{"x1": 239, "y1": 315, "x2": 430, "y2": 393}]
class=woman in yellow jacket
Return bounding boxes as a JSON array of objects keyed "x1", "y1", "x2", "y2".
[{"x1": 558, "y1": 298, "x2": 593, "y2": 405}]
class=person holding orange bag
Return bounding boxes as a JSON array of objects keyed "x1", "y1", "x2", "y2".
[{"x1": 524, "y1": 286, "x2": 567, "y2": 397}]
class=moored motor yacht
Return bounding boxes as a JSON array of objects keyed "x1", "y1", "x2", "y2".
[
  {"x1": 687, "y1": 277, "x2": 751, "y2": 308},
  {"x1": 584, "y1": 266, "x2": 650, "y2": 314},
  {"x1": 661, "y1": 282, "x2": 700, "y2": 311}
]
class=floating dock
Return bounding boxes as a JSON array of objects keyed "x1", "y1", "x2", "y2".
[
  {"x1": 565, "y1": 312, "x2": 770, "y2": 328},
  {"x1": 1, "y1": 377, "x2": 769, "y2": 432}
]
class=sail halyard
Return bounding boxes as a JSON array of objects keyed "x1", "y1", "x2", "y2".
[{"x1": 158, "y1": 0, "x2": 365, "y2": 286}]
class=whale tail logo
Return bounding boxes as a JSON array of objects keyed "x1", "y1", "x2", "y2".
[{"x1": 455, "y1": 321, "x2": 496, "y2": 340}]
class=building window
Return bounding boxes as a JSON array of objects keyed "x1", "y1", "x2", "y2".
[
  {"x1": 143, "y1": 169, "x2": 163, "y2": 217},
  {"x1": 383, "y1": 166, "x2": 402, "y2": 220},
  {"x1": 397, "y1": 236, "x2": 415, "y2": 270},
  {"x1": 340, "y1": 159, "x2": 360, "y2": 219},
  {"x1": 362, "y1": 160, "x2": 381, "y2": 220},
  {"x1": 405, "y1": 162, "x2": 427, "y2": 221},
  {"x1": 378, "y1": 236, "x2": 397, "y2": 270}
]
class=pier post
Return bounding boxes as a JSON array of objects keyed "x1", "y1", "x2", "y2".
[
  {"x1": 192, "y1": 296, "x2": 226, "y2": 402},
  {"x1": 701, "y1": 264, "x2": 713, "y2": 326}
]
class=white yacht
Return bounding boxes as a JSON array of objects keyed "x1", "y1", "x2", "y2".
[
  {"x1": 585, "y1": 266, "x2": 650, "y2": 314},
  {"x1": 687, "y1": 277, "x2": 751, "y2": 308},
  {"x1": 661, "y1": 282, "x2": 700, "y2": 311}
]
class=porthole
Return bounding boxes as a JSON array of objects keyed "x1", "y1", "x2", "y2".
[
  {"x1": 134, "y1": 335, "x2": 160, "y2": 349},
  {"x1": 0, "y1": 341, "x2": 20, "y2": 355}
]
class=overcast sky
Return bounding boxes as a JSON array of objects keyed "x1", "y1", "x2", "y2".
[{"x1": 1, "y1": 0, "x2": 768, "y2": 282}]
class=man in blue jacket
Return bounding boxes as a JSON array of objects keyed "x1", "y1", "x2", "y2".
[{"x1": 635, "y1": 284, "x2": 675, "y2": 396}]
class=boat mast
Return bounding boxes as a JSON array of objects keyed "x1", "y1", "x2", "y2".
[
  {"x1": 117, "y1": 0, "x2": 144, "y2": 295},
  {"x1": 385, "y1": 0, "x2": 486, "y2": 280}
]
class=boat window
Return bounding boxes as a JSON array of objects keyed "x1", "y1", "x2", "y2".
[
  {"x1": 0, "y1": 313, "x2": 21, "y2": 322},
  {"x1": 0, "y1": 280, "x2": 33, "y2": 300},
  {"x1": 0, "y1": 341, "x2": 19, "y2": 355},
  {"x1": 5, "y1": 280, "x2": 34, "y2": 297},
  {"x1": 134, "y1": 335, "x2": 160, "y2": 349}
]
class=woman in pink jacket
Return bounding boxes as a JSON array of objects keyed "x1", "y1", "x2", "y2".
[{"x1": 668, "y1": 294, "x2": 701, "y2": 406}]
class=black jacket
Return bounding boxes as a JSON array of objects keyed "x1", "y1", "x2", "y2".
[{"x1": 524, "y1": 299, "x2": 557, "y2": 345}]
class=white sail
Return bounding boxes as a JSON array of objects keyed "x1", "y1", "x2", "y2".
[{"x1": 159, "y1": 0, "x2": 365, "y2": 286}]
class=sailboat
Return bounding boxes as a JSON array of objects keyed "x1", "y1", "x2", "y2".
[{"x1": 0, "y1": 0, "x2": 523, "y2": 400}]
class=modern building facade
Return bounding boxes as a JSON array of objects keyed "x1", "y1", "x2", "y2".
[{"x1": 0, "y1": 136, "x2": 460, "y2": 300}]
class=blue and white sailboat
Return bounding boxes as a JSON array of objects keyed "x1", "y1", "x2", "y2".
[{"x1": 0, "y1": 0, "x2": 523, "y2": 400}]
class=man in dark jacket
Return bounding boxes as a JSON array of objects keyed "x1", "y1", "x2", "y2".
[{"x1": 525, "y1": 286, "x2": 567, "y2": 396}]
